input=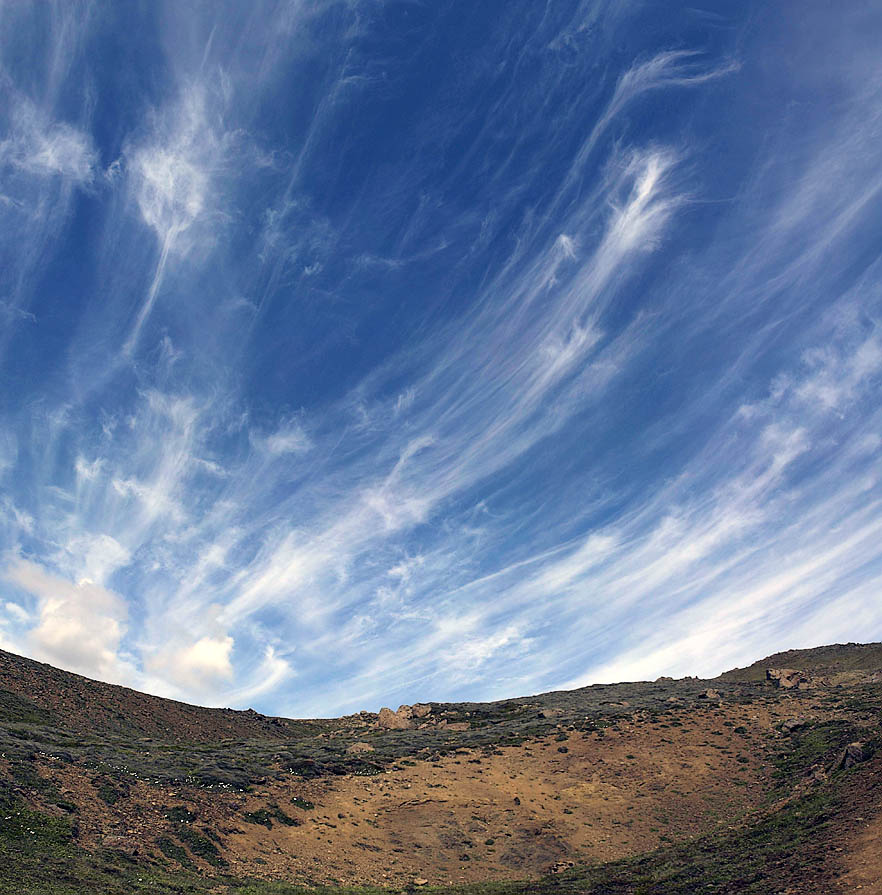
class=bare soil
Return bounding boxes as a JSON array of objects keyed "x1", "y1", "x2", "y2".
[
  {"x1": 3, "y1": 641, "x2": 882, "y2": 893},
  {"x1": 41, "y1": 705, "x2": 781, "y2": 886}
]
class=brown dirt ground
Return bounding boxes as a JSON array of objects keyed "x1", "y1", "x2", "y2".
[
  {"x1": 841, "y1": 815, "x2": 882, "y2": 894},
  {"x1": 39, "y1": 703, "x2": 782, "y2": 888},
  {"x1": 836, "y1": 753, "x2": 882, "y2": 893}
]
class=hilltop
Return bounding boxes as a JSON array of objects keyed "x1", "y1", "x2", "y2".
[
  {"x1": 0, "y1": 642, "x2": 880, "y2": 894},
  {"x1": 0, "y1": 649, "x2": 305, "y2": 742}
]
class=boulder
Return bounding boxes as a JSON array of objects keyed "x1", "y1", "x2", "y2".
[
  {"x1": 346, "y1": 742, "x2": 375, "y2": 755},
  {"x1": 412, "y1": 703, "x2": 432, "y2": 718},
  {"x1": 699, "y1": 688, "x2": 721, "y2": 700},
  {"x1": 766, "y1": 668, "x2": 811, "y2": 690},
  {"x1": 377, "y1": 706, "x2": 413, "y2": 730},
  {"x1": 780, "y1": 718, "x2": 808, "y2": 734}
]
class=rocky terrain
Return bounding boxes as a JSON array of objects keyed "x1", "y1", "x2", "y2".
[{"x1": 1, "y1": 642, "x2": 881, "y2": 894}]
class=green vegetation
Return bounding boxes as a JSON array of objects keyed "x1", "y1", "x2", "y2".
[
  {"x1": 0, "y1": 689, "x2": 55, "y2": 725},
  {"x1": 1, "y1": 641, "x2": 881, "y2": 894},
  {"x1": 157, "y1": 836, "x2": 195, "y2": 869},
  {"x1": 243, "y1": 804, "x2": 299, "y2": 828},
  {"x1": 176, "y1": 826, "x2": 227, "y2": 868},
  {"x1": 771, "y1": 719, "x2": 861, "y2": 782},
  {"x1": 0, "y1": 668, "x2": 810, "y2": 797},
  {"x1": 0, "y1": 769, "x2": 863, "y2": 894},
  {"x1": 96, "y1": 778, "x2": 126, "y2": 805},
  {"x1": 167, "y1": 805, "x2": 198, "y2": 824}
]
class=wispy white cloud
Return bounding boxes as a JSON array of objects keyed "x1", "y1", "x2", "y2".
[
  {"x1": 223, "y1": 646, "x2": 294, "y2": 708},
  {"x1": 259, "y1": 420, "x2": 312, "y2": 456},
  {"x1": 1, "y1": 1, "x2": 881, "y2": 718},
  {"x1": 121, "y1": 84, "x2": 229, "y2": 353},
  {"x1": 1, "y1": 99, "x2": 97, "y2": 183}
]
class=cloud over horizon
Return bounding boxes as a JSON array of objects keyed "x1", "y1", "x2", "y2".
[{"x1": 1, "y1": 1, "x2": 882, "y2": 716}]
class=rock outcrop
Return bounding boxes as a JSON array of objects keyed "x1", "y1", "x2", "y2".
[
  {"x1": 377, "y1": 705, "x2": 414, "y2": 729},
  {"x1": 766, "y1": 668, "x2": 811, "y2": 690}
]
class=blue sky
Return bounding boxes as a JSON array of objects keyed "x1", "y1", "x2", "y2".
[{"x1": 2, "y1": 1, "x2": 882, "y2": 716}]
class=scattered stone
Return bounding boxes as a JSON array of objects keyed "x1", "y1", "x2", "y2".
[
  {"x1": 766, "y1": 668, "x2": 811, "y2": 690},
  {"x1": 439, "y1": 721, "x2": 469, "y2": 731},
  {"x1": 780, "y1": 718, "x2": 808, "y2": 734},
  {"x1": 839, "y1": 742, "x2": 871, "y2": 769},
  {"x1": 550, "y1": 861, "x2": 575, "y2": 873}
]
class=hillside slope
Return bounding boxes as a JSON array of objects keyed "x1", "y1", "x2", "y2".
[
  {"x1": 0, "y1": 648, "x2": 305, "y2": 741},
  {"x1": 0, "y1": 642, "x2": 880, "y2": 894},
  {"x1": 717, "y1": 641, "x2": 882, "y2": 684}
]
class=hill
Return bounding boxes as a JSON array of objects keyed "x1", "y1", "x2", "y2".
[
  {"x1": 0, "y1": 642, "x2": 880, "y2": 894},
  {"x1": 0, "y1": 648, "x2": 308, "y2": 741},
  {"x1": 717, "y1": 641, "x2": 882, "y2": 684}
]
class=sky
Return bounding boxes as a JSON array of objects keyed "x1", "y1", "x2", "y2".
[{"x1": 1, "y1": 1, "x2": 882, "y2": 717}]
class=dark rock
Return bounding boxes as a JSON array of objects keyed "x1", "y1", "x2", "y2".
[
  {"x1": 839, "y1": 742, "x2": 870, "y2": 769},
  {"x1": 781, "y1": 718, "x2": 808, "y2": 734}
]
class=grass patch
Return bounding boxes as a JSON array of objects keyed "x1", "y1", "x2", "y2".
[
  {"x1": 167, "y1": 805, "x2": 197, "y2": 824},
  {"x1": 157, "y1": 836, "x2": 194, "y2": 869},
  {"x1": 243, "y1": 805, "x2": 299, "y2": 829},
  {"x1": 176, "y1": 827, "x2": 227, "y2": 868},
  {"x1": 772, "y1": 719, "x2": 862, "y2": 783}
]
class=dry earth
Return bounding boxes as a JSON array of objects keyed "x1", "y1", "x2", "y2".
[
  {"x1": 32, "y1": 702, "x2": 781, "y2": 885},
  {"x1": 2, "y1": 642, "x2": 882, "y2": 893},
  {"x1": 843, "y1": 815, "x2": 882, "y2": 894}
]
